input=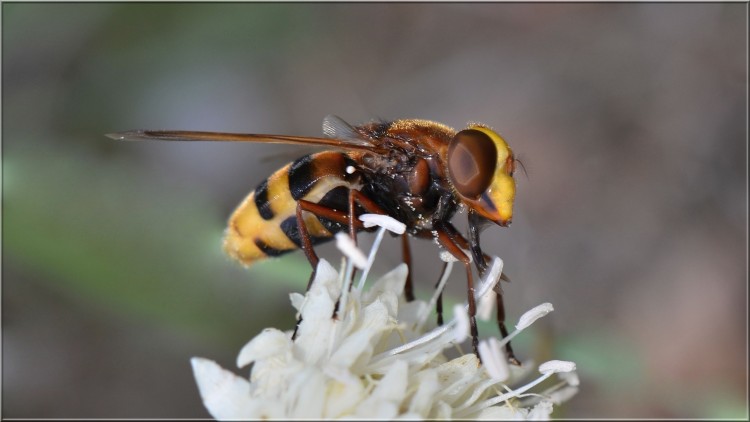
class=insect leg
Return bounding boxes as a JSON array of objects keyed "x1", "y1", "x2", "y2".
[
  {"x1": 346, "y1": 190, "x2": 405, "y2": 297},
  {"x1": 291, "y1": 199, "x2": 365, "y2": 340},
  {"x1": 434, "y1": 261, "x2": 448, "y2": 326},
  {"x1": 401, "y1": 235, "x2": 415, "y2": 302},
  {"x1": 408, "y1": 228, "x2": 452, "y2": 323},
  {"x1": 467, "y1": 217, "x2": 519, "y2": 365},
  {"x1": 434, "y1": 226, "x2": 480, "y2": 359},
  {"x1": 496, "y1": 291, "x2": 520, "y2": 366},
  {"x1": 346, "y1": 188, "x2": 379, "y2": 289},
  {"x1": 443, "y1": 222, "x2": 495, "y2": 274},
  {"x1": 444, "y1": 223, "x2": 510, "y2": 284},
  {"x1": 347, "y1": 189, "x2": 389, "y2": 244},
  {"x1": 296, "y1": 201, "x2": 319, "y2": 291},
  {"x1": 292, "y1": 201, "x2": 320, "y2": 341}
]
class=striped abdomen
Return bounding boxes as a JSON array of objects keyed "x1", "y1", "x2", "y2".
[{"x1": 223, "y1": 151, "x2": 361, "y2": 266}]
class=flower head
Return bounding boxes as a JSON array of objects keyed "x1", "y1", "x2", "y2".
[{"x1": 192, "y1": 214, "x2": 578, "y2": 419}]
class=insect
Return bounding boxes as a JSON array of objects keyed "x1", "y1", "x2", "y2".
[{"x1": 108, "y1": 115, "x2": 518, "y2": 362}]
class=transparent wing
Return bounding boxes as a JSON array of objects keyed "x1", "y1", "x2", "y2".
[
  {"x1": 322, "y1": 114, "x2": 365, "y2": 141},
  {"x1": 106, "y1": 124, "x2": 380, "y2": 152}
]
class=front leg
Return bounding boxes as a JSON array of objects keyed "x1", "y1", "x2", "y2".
[
  {"x1": 433, "y1": 223, "x2": 481, "y2": 359},
  {"x1": 467, "y1": 210, "x2": 490, "y2": 275},
  {"x1": 468, "y1": 210, "x2": 519, "y2": 365}
]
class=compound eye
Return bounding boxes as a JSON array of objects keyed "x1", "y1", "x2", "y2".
[{"x1": 447, "y1": 129, "x2": 497, "y2": 199}]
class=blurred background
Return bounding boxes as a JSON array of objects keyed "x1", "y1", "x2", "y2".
[{"x1": 2, "y1": 3, "x2": 746, "y2": 418}]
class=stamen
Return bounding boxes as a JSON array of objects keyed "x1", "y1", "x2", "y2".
[
  {"x1": 440, "y1": 250, "x2": 472, "y2": 263},
  {"x1": 414, "y1": 261, "x2": 453, "y2": 330},
  {"x1": 459, "y1": 361, "x2": 577, "y2": 416},
  {"x1": 337, "y1": 255, "x2": 355, "y2": 319},
  {"x1": 359, "y1": 213, "x2": 406, "y2": 234},
  {"x1": 473, "y1": 257, "x2": 503, "y2": 300},
  {"x1": 355, "y1": 227, "x2": 387, "y2": 292},
  {"x1": 496, "y1": 302, "x2": 554, "y2": 349},
  {"x1": 452, "y1": 304, "x2": 470, "y2": 343},
  {"x1": 439, "y1": 250, "x2": 459, "y2": 262},
  {"x1": 375, "y1": 322, "x2": 452, "y2": 360},
  {"x1": 328, "y1": 256, "x2": 354, "y2": 359},
  {"x1": 455, "y1": 369, "x2": 555, "y2": 417},
  {"x1": 516, "y1": 303, "x2": 554, "y2": 330},
  {"x1": 335, "y1": 232, "x2": 368, "y2": 269},
  {"x1": 452, "y1": 377, "x2": 503, "y2": 413},
  {"x1": 370, "y1": 257, "x2": 504, "y2": 366},
  {"x1": 476, "y1": 289, "x2": 495, "y2": 321},
  {"x1": 538, "y1": 360, "x2": 576, "y2": 374}
]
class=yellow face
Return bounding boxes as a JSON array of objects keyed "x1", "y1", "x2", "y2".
[{"x1": 446, "y1": 124, "x2": 516, "y2": 226}]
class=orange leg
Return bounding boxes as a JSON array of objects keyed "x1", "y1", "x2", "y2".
[
  {"x1": 347, "y1": 189, "x2": 389, "y2": 244},
  {"x1": 347, "y1": 190, "x2": 416, "y2": 302},
  {"x1": 402, "y1": 235, "x2": 415, "y2": 302},
  {"x1": 345, "y1": 190, "x2": 395, "y2": 297},
  {"x1": 291, "y1": 198, "x2": 366, "y2": 339},
  {"x1": 292, "y1": 190, "x2": 388, "y2": 339}
]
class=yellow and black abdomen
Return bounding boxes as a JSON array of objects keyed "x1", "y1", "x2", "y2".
[{"x1": 223, "y1": 151, "x2": 361, "y2": 266}]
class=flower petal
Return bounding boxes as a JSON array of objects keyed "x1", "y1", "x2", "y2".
[
  {"x1": 434, "y1": 354, "x2": 483, "y2": 406},
  {"x1": 313, "y1": 258, "x2": 341, "y2": 298},
  {"x1": 452, "y1": 303, "x2": 470, "y2": 343},
  {"x1": 289, "y1": 292, "x2": 305, "y2": 311},
  {"x1": 363, "y1": 263, "x2": 408, "y2": 304},
  {"x1": 287, "y1": 367, "x2": 327, "y2": 418},
  {"x1": 236, "y1": 328, "x2": 291, "y2": 368},
  {"x1": 323, "y1": 376, "x2": 365, "y2": 418},
  {"x1": 192, "y1": 229, "x2": 578, "y2": 419},
  {"x1": 408, "y1": 369, "x2": 440, "y2": 415},
  {"x1": 527, "y1": 400, "x2": 554, "y2": 419},
  {"x1": 191, "y1": 357, "x2": 257, "y2": 420},
  {"x1": 330, "y1": 327, "x2": 377, "y2": 370},
  {"x1": 473, "y1": 404, "x2": 528, "y2": 420},
  {"x1": 354, "y1": 400, "x2": 399, "y2": 419},
  {"x1": 371, "y1": 359, "x2": 408, "y2": 402},
  {"x1": 294, "y1": 260, "x2": 340, "y2": 363}
]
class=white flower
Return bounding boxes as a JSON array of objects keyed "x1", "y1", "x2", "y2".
[{"x1": 192, "y1": 214, "x2": 578, "y2": 419}]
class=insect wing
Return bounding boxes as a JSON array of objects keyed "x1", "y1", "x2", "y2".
[
  {"x1": 106, "y1": 125, "x2": 378, "y2": 152},
  {"x1": 322, "y1": 114, "x2": 366, "y2": 142}
]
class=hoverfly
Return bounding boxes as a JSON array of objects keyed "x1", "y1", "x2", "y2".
[{"x1": 108, "y1": 115, "x2": 518, "y2": 362}]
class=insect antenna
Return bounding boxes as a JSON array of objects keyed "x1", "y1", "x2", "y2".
[{"x1": 514, "y1": 155, "x2": 530, "y2": 179}]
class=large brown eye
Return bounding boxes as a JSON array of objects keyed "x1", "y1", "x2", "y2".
[{"x1": 447, "y1": 129, "x2": 497, "y2": 199}]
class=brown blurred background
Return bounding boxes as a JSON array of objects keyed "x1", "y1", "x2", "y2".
[{"x1": 2, "y1": 3, "x2": 746, "y2": 418}]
